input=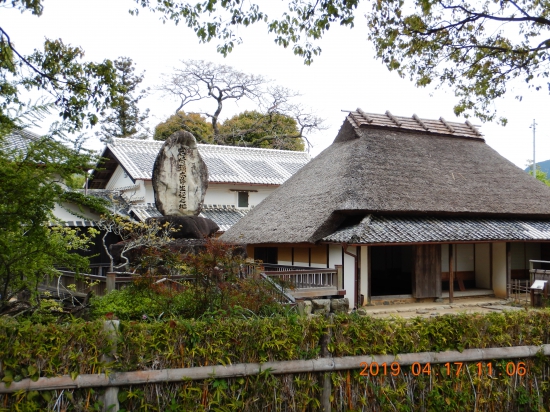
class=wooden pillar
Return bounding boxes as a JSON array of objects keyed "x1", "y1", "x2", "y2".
[{"x1": 449, "y1": 244, "x2": 454, "y2": 303}]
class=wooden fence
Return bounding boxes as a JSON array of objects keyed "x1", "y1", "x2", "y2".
[
  {"x1": 39, "y1": 271, "x2": 191, "y2": 300},
  {"x1": 2, "y1": 319, "x2": 549, "y2": 412}
]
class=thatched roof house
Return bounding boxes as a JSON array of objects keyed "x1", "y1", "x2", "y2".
[
  {"x1": 222, "y1": 110, "x2": 550, "y2": 307},
  {"x1": 223, "y1": 110, "x2": 550, "y2": 244}
]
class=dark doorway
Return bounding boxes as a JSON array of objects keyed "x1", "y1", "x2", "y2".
[
  {"x1": 370, "y1": 246, "x2": 413, "y2": 296},
  {"x1": 254, "y1": 247, "x2": 278, "y2": 264}
]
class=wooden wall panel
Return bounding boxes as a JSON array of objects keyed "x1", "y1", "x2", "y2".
[
  {"x1": 412, "y1": 244, "x2": 442, "y2": 298},
  {"x1": 246, "y1": 245, "x2": 254, "y2": 259},
  {"x1": 311, "y1": 245, "x2": 327, "y2": 267},
  {"x1": 278, "y1": 247, "x2": 292, "y2": 265},
  {"x1": 294, "y1": 247, "x2": 309, "y2": 266}
]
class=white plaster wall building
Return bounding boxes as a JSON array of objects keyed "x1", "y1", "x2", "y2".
[{"x1": 89, "y1": 138, "x2": 311, "y2": 232}]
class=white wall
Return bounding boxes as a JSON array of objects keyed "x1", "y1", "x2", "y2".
[
  {"x1": 474, "y1": 243, "x2": 491, "y2": 289},
  {"x1": 105, "y1": 165, "x2": 134, "y2": 190},
  {"x1": 144, "y1": 181, "x2": 154, "y2": 203},
  {"x1": 442, "y1": 244, "x2": 475, "y2": 272},
  {"x1": 105, "y1": 170, "x2": 279, "y2": 209},
  {"x1": 53, "y1": 203, "x2": 100, "y2": 222},
  {"x1": 204, "y1": 184, "x2": 276, "y2": 207},
  {"x1": 456, "y1": 244, "x2": 474, "y2": 271},
  {"x1": 328, "y1": 244, "x2": 342, "y2": 269},
  {"x1": 343, "y1": 246, "x2": 357, "y2": 308},
  {"x1": 492, "y1": 242, "x2": 507, "y2": 298}
]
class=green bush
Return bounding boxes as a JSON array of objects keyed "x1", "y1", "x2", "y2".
[{"x1": 91, "y1": 239, "x2": 283, "y2": 321}]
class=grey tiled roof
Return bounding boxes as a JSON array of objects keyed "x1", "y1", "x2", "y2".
[
  {"x1": 200, "y1": 205, "x2": 250, "y2": 232},
  {"x1": 105, "y1": 138, "x2": 310, "y2": 184},
  {"x1": 50, "y1": 220, "x2": 96, "y2": 227},
  {"x1": 323, "y1": 215, "x2": 550, "y2": 244},
  {"x1": 126, "y1": 202, "x2": 249, "y2": 232},
  {"x1": 3, "y1": 130, "x2": 40, "y2": 155},
  {"x1": 129, "y1": 204, "x2": 163, "y2": 221}
]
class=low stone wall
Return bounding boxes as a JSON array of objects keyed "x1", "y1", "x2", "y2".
[{"x1": 296, "y1": 298, "x2": 349, "y2": 315}]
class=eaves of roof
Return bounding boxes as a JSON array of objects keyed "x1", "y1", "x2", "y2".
[{"x1": 323, "y1": 215, "x2": 550, "y2": 244}]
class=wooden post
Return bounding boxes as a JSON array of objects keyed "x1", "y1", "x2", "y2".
[
  {"x1": 106, "y1": 272, "x2": 116, "y2": 293},
  {"x1": 320, "y1": 314, "x2": 333, "y2": 412},
  {"x1": 102, "y1": 320, "x2": 120, "y2": 412},
  {"x1": 335, "y1": 265, "x2": 343, "y2": 291},
  {"x1": 449, "y1": 244, "x2": 454, "y2": 303}
]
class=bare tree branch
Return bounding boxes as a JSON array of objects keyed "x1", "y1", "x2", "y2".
[{"x1": 157, "y1": 60, "x2": 324, "y2": 150}]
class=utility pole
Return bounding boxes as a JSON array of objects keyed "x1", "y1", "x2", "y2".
[{"x1": 531, "y1": 119, "x2": 537, "y2": 178}]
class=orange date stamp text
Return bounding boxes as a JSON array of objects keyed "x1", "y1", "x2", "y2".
[{"x1": 359, "y1": 361, "x2": 527, "y2": 377}]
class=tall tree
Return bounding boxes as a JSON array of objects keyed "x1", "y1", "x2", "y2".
[
  {"x1": 219, "y1": 111, "x2": 305, "y2": 151},
  {"x1": 154, "y1": 111, "x2": 213, "y2": 143},
  {"x1": 97, "y1": 57, "x2": 150, "y2": 142},
  {"x1": 0, "y1": 133, "x2": 106, "y2": 310},
  {"x1": 137, "y1": 0, "x2": 550, "y2": 123},
  {"x1": 366, "y1": 0, "x2": 550, "y2": 123},
  {"x1": 158, "y1": 60, "x2": 323, "y2": 149},
  {"x1": 0, "y1": 1, "x2": 133, "y2": 309}
]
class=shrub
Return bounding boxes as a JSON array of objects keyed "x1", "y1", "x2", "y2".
[{"x1": 91, "y1": 239, "x2": 283, "y2": 320}]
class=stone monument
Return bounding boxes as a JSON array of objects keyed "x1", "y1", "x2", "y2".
[
  {"x1": 151, "y1": 131, "x2": 219, "y2": 238},
  {"x1": 153, "y1": 130, "x2": 208, "y2": 216}
]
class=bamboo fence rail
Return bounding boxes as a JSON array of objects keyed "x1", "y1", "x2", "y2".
[{"x1": 2, "y1": 344, "x2": 550, "y2": 394}]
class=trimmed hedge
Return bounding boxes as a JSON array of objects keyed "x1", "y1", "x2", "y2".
[{"x1": 1, "y1": 310, "x2": 550, "y2": 410}]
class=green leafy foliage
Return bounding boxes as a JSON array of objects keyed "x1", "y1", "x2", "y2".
[
  {"x1": 0, "y1": 134, "x2": 104, "y2": 310},
  {"x1": 154, "y1": 110, "x2": 305, "y2": 150},
  {"x1": 527, "y1": 163, "x2": 550, "y2": 187},
  {"x1": 97, "y1": 57, "x2": 150, "y2": 141},
  {"x1": 153, "y1": 111, "x2": 214, "y2": 143},
  {"x1": 1, "y1": 35, "x2": 121, "y2": 133},
  {"x1": 366, "y1": 0, "x2": 550, "y2": 123},
  {"x1": 1, "y1": 2, "x2": 139, "y2": 134},
  {"x1": 136, "y1": 0, "x2": 550, "y2": 124},
  {"x1": 91, "y1": 239, "x2": 283, "y2": 320},
  {"x1": 133, "y1": 0, "x2": 359, "y2": 65},
  {"x1": 219, "y1": 110, "x2": 305, "y2": 150},
  {"x1": 3, "y1": 310, "x2": 550, "y2": 409}
]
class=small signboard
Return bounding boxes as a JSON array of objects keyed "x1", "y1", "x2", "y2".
[{"x1": 530, "y1": 280, "x2": 547, "y2": 290}]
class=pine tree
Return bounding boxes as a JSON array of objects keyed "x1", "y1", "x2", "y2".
[{"x1": 98, "y1": 57, "x2": 149, "y2": 141}]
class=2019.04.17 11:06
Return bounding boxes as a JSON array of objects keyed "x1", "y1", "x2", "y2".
[{"x1": 359, "y1": 362, "x2": 528, "y2": 377}]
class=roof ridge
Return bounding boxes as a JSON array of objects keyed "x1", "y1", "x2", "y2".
[
  {"x1": 412, "y1": 114, "x2": 430, "y2": 131},
  {"x1": 108, "y1": 138, "x2": 310, "y2": 157},
  {"x1": 465, "y1": 120, "x2": 482, "y2": 136},
  {"x1": 198, "y1": 143, "x2": 309, "y2": 155},
  {"x1": 439, "y1": 117, "x2": 456, "y2": 133},
  {"x1": 357, "y1": 108, "x2": 374, "y2": 123},
  {"x1": 385, "y1": 110, "x2": 403, "y2": 127},
  {"x1": 347, "y1": 110, "x2": 483, "y2": 140}
]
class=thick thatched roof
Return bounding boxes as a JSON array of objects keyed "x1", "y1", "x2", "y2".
[{"x1": 222, "y1": 110, "x2": 550, "y2": 244}]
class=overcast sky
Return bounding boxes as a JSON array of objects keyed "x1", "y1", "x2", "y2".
[{"x1": 4, "y1": 0, "x2": 549, "y2": 168}]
